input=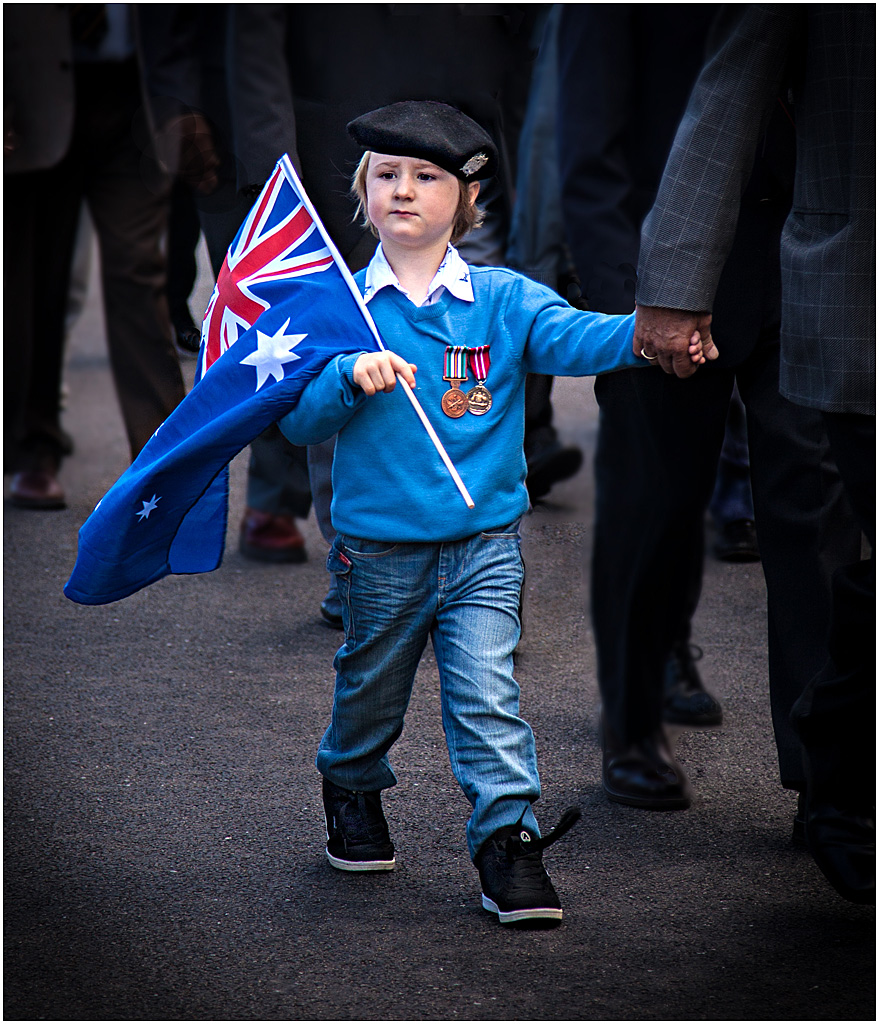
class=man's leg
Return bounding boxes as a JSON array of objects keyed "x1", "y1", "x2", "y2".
[
  {"x1": 591, "y1": 366, "x2": 732, "y2": 808},
  {"x1": 240, "y1": 426, "x2": 311, "y2": 563},
  {"x1": 81, "y1": 60, "x2": 186, "y2": 460},
  {"x1": 739, "y1": 343, "x2": 863, "y2": 796},
  {"x1": 5, "y1": 163, "x2": 82, "y2": 503},
  {"x1": 790, "y1": 411, "x2": 875, "y2": 903}
]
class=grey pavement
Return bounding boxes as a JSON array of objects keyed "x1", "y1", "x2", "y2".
[{"x1": 4, "y1": 243, "x2": 875, "y2": 1021}]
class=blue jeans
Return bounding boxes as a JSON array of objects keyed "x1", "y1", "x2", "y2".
[{"x1": 317, "y1": 524, "x2": 542, "y2": 858}]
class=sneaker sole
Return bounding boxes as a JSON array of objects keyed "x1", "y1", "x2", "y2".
[
  {"x1": 481, "y1": 894, "x2": 563, "y2": 924},
  {"x1": 326, "y1": 848, "x2": 395, "y2": 872}
]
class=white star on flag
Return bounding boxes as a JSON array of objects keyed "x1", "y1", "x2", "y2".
[
  {"x1": 136, "y1": 495, "x2": 161, "y2": 521},
  {"x1": 240, "y1": 318, "x2": 306, "y2": 391}
]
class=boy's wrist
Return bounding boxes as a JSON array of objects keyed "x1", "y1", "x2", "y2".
[{"x1": 341, "y1": 352, "x2": 365, "y2": 388}]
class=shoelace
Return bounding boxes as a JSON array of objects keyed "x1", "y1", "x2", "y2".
[
  {"x1": 504, "y1": 806, "x2": 582, "y2": 859},
  {"x1": 339, "y1": 790, "x2": 388, "y2": 843}
]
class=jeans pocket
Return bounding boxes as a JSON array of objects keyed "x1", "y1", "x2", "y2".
[
  {"x1": 326, "y1": 546, "x2": 353, "y2": 576},
  {"x1": 479, "y1": 519, "x2": 522, "y2": 540},
  {"x1": 338, "y1": 536, "x2": 401, "y2": 559}
]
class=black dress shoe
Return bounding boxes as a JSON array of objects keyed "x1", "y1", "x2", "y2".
[
  {"x1": 663, "y1": 642, "x2": 723, "y2": 727},
  {"x1": 175, "y1": 324, "x2": 202, "y2": 356},
  {"x1": 805, "y1": 800, "x2": 875, "y2": 905},
  {"x1": 602, "y1": 729, "x2": 692, "y2": 810},
  {"x1": 714, "y1": 518, "x2": 760, "y2": 562},
  {"x1": 172, "y1": 307, "x2": 202, "y2": 356},
  {"x1": 9, "y1": 470, "x2": 66, "y2": 509}
]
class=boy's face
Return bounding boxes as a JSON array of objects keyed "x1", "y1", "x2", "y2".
[{"x1": 365, "y1": 153, "x2": 476, "y2": 251}]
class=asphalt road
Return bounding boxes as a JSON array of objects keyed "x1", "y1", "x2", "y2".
[{"x1": 4, "y1": 242, "x2": 875, "y2": 1022}]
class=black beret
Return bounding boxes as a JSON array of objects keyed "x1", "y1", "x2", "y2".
[{"x1": 347, "y1": 100, "x2": 498, "y2": 181}]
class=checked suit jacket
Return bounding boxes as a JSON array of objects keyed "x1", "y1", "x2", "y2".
[{"x1": 637, "y1": 4, "x2": 875, "y2": 416}]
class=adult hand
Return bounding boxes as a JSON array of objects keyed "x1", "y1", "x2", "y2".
[
  {"x1": 634, "y1": 305, "x2": 719, "y2": 378},
  {"x1": 156, "y1": 112, "x2": 221, "y2": 195}
]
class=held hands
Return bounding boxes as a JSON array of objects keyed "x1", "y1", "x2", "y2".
[
  {"x1": 634, "y1": 305, "x2": 719, "y2": 378},
  {"x1": 353, "y1": 350, "x2": 417, "y2": 396}
]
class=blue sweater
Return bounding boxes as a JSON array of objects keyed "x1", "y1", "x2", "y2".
[{"x1": 280, "y1": 266, "x2": 641, "y2": 542}]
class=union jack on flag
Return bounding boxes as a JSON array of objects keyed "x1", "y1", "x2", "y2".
[
  {"x1": 199, "y1": 160, "x2": 336, "y2": 379},
  {"x1": 65, "y1": 155, "x2": 381, "y2": 606}
]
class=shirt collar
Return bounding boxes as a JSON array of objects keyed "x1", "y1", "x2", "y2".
[{"x1": 363, "y1": 243, "x2": 474, "y2": 307}]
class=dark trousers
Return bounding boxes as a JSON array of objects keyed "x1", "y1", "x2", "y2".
[
  {"x1": 246, "y1": 423, "x2": 312, "y2": 519},
  {"x1": 167, "y1": 179, "x2": 202, "y2": 334},
  {"x1": 791, "y1": 412, "x2": 875, "y2": 807},
  {"x1": 591, "y1": 340, "x2": 861, "y2": 789},
  {"x1": 4, "y1": 59, "x2": 186, "y2": 472}
]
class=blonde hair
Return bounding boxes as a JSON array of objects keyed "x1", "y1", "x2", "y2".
[{"x1": 350, "y1": 151, "x2": 484, "y2": 244}]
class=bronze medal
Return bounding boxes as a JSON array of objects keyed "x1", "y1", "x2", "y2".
[
  {"x1": 442, "y1": 346, "x2": 469, "y2": 418},
  {"x1": 442, "y1": 382, "x2": 469, "y2": 418},
  {"x1": 467, "y1": 383, "x2": 492, "y2": 415}
]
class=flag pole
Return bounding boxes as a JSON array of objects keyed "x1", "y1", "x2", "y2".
[{"x1": 279, "y1": 156, "x2": 475, "y2": 510}]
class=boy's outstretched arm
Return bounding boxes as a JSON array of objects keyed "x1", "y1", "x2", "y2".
[{"x1": 353, "y1": 350, "x2": 418, "y2": 395}]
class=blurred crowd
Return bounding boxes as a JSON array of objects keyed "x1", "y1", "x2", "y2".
[{"x1": 4, "y1": 4, "x2": 874, "y2": 905}]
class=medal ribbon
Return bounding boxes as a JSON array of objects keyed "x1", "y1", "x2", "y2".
[
  {"x1": 443, "y1": 346, "x2": 468, "y2": 381},
  {"x1": 467, "y1": 345, "x2": 491, "y2": 383}
]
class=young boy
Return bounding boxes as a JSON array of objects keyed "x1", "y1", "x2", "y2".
[{"x1": 279, "y1": 100, "x2": 707, "y2": 925}]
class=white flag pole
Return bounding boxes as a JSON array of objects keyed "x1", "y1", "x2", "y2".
[{"x1": 279, "y1": 155, "x2": 475, "y2": 510}]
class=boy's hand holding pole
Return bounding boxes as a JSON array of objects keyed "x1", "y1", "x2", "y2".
[{"x1": 354, "y1": 351, "x2": 417, "y2": 396}]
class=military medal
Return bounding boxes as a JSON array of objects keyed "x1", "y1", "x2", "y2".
[
  {"x1": 441, "y1": 346, "x2": 469, "y2": 418},
  {"x1": 466, "y1": 345, "x2": 492, "y2": 415}
]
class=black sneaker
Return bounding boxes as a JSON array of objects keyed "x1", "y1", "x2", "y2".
[
  {"x1": 322, "y1": 778, "x2": 395, "y2": 872},
  {"x1": 662, "y1": 642, "x2": 723, "y2": 727},
  {"x1": 475, "y1": 807, "x2": 581, "y2": 926}
]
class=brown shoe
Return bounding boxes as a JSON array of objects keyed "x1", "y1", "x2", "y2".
[
  {"x1": 9, "y1": 470, "x2": 66, "y2": 509},
  {"x1": 239, "y1": 508, "x2": 306, "y2": 563}
]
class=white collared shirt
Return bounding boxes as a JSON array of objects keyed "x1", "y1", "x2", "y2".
[{"x1": 362, "y1": 244, "x2": 475, "y2": 307}]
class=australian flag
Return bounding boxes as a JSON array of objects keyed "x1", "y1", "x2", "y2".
[{"x1": 64, "y1": 155, "x2": 380, "y2": 605}]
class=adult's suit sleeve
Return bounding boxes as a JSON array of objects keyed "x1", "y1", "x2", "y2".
[
  {"x1": 228, "y1": 4, "x2": 301, "y2": 191},
  {"x1": 636, "y1": 4, "x2": 797, "y2": 312},
  {"x1": 3, "y1": 5, "x2": 74, "y2": 173}
]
